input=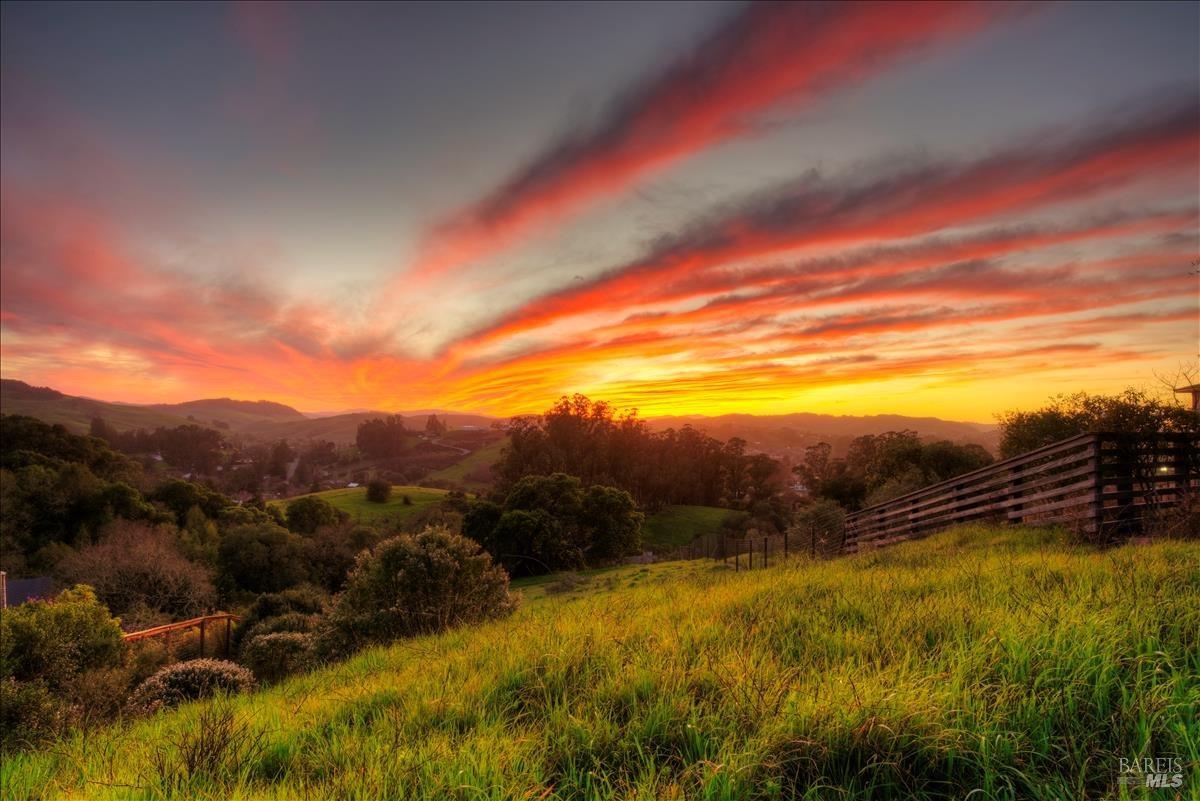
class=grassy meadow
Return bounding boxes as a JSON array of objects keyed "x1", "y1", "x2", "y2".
[
  {"x1": 4, "y1": 524, "x2": 1198, "y2": 800},
  {"x1": 641, "y1": 504, "x2": 740, "y2": 552},
  {"x1": 428, "y1": 437, "x2": 509, "y2": 490},
  {"x1": 271, "y1": 485, "x2": 449, "y2": 523}
]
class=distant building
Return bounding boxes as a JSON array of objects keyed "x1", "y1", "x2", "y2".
[{"x1": 0, "y1": 573, "x2": 54, "y2": 609}]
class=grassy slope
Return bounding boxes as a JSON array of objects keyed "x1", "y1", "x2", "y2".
[
  {"x1": 271, "y1": 486, "x2": 448, "y2": 523},
  {"x1": 641, "y1": 504, "x2": 739, "y2": 552},
  {"x1": 427, "y1": 437, "x2": 508, "y2": 489},
  {"x1": 0, "y1": 395, "x2": 191, "y2": 434},
  {"x1": 5, "y1": 526, "x2": 1198, "y2": 801}
]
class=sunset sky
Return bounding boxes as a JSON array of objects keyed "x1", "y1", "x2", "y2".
[{"x1": 1, "y1": 1, "x2": 1197, "y2": 421}]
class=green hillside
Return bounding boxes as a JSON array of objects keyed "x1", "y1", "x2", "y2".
[
  {"x1": 641, "y1": 504, "x2": 739, "y2": 552},
  {"x1": 427, "y1": 437, "x2": 507, "y2": 489},
  {"x1": 270, "y1": 485, "x2": 449, "y2": 523},
  {"x1": 0, "y1": 391, "x2": 192, "y2": 433},
  {"x1": 6, "y1": 525, "x2": 1197, "y2": 800}
]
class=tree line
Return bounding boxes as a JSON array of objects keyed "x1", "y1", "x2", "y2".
[{"x1": 496, "y1": 394, "x2": 785, "y2": 510}]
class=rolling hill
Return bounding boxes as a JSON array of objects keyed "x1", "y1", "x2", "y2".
[{"x1": 4, "y1": 525, "x2": 1195, "y2": 800}]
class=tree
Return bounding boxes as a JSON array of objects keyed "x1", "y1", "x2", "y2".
[
  {"x1": 581, "y1": 484, "x2": 643, "y2": 561},
  {"x1": 156, "y1": 424, "x2": 224, "y2": 474},
  {"x1": 365, "y1": 480, "x2": 391, "y2": 504},
  {"x1": 467, "y1": 473, "x2": 642, "y2": 575},
  {"x1": 268, "y1": 439, "x2": 295, "y2": 479},
  {"x1": 425, "y1": 414, "x2": 447, "y2": 437},
  {"x1": 55, "y1": 521, "x2": 217, "y2": 626},
  {"x1": 217, "y1": 523, "x2": 311, "y2": 594},
  {"x1": 316, "y1": 527, "x2": 514, "y2": 658},
  {"x1": 285, "y1": 495, "x2": 346, "y2": 534},
  {"x1": 355, "y1": 416, "x2": 408, "y2": 459},
  {"x1": 996, "y1": 389, "x2": 1196, "y2": 458}
]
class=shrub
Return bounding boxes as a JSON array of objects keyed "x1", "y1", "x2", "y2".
[
  {"x1": 0, "y1": 679, "x2": 63, "y2": 752},
  {"x1": 285, "y1": 496, "x2": 345, "y2": 535},
  {"x1": 0, "y1": 585, "x2": 126, "y2": 687},
  {"x1": 0, "y1": 585, "x2": 127, "y2": 750},
  {"x1": 239, "y1": 612, "x2": 321, "y2": 648},
  {"x1": 240, "y1": 632, "x2": 314, "y2": 683},
  {"x1": 316, "y1": 526, "x2": 514, "y2": 658},
  {"x1": 365, "y1": 480, "x2": 391, "y2": 504},
  {"x1": 232, "y1": 586, "x2": 327, "y2": 650},
  {"x1": 55, "y1": 521, "x2": 216, "y2": 622},
  {"x1": 128, "y1": 659, "x2": 255, "y2": 714}
]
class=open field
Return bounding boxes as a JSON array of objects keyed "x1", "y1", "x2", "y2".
[
  {"x1": 5, "y1": 524, "x2": 1197, "y2": 800},
  {"x1": 641, "y1": 504, "x2": 739, "y2": 552},
  {"x1": 270, "y1": 485, "x2": 449, "y2": 523}
]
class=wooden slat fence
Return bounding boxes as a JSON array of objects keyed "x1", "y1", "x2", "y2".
[{"x1": 845, "y1": 431, "x2": 1198, "y2": 552}]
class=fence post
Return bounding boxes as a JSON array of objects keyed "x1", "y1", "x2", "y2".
[{"x1": 199, "y1": 619, "x2": 206, "y2": 658}]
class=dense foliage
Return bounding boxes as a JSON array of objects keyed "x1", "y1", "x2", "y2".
[
  {"x1": 496, "y1": 395, "x2": 784, "y2": 509},
  {"x1": 795, "y1": 430, "x2": 994, "y2": 510},
  {"x1": 56, "y1": 521, "x2": 217, "y2": 627},
  {"x1": 239, "y1": 633, "x2": 315, "y2": 684},
  {"x1": 464, "y1": 473, "x2": 643, "y2": 576},
  {"x1": 365, "y1": 479, "x2": 391, "y2": 503},
  {"x1": 996, "y1": 388, "x2": 1197, "y2": 458},
  {"x1": 0, "y1": 586, "x2": 127, "y2": 750},
  {"x1": 285, "y1": 495, "x2": 346, "y2": 534},
  {"x1": 317, "y1": 527, "x2": 514, "y2": 658}
]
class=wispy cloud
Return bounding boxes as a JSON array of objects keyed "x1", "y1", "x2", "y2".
[{"x1": 398, "y1": 1, "x2": 1020, "y2": 286}]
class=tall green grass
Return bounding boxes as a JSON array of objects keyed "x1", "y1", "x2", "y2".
[
  {"x1": 641, "y1": 505, "x2": 739, "y2": 552},
  {"x1": 4, "y1": 524, "x2": 1197, "y2": 800}
]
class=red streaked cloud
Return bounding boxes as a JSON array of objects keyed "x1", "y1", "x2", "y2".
[
  {"x1": 398, "y1": 1, "x2": 1021, "y2": 286},
  {"x1": 446, "y1": 93, "x2": 1199, "y2": 356}
]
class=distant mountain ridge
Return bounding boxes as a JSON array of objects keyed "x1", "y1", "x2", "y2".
[
  {"x1": 148, "y1": 398, "x2": 308, "y2": 422},
  {"x1": 0, "y1": 378, "x2": 997, "y2": 452}
]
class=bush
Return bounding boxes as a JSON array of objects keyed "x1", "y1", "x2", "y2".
[
  {"x1": 239, "y1": 612, "x2": 321, "y2": 648},
  {"x1": 0, "y1": 585, "x2": 127, "y2": 750},
  {"x1": 240, "y1": 632, "x2": 314, "y2": 683},
  {"x1": 128, "y1": 659, "x2": 255, "y2": 714},
  {"x1": 285, "y1": 496, "x2": 345, "y2": 535},
  {"x1": 316, "y1": 526, "x2": 514, "y2": 658},
  {"x1": 365, "y1": 480, "x2": 391, "y2": 504},
  {"x1": 55, "y1": 521, "x2": 216, "y2": 624},
  {"x1": 0, "y1": 679, "x2": 64, "y2": 751},
  {"x1": 0, "y1": 585, "x2": 126, "y2": 687},
  {"x1": 232, "y1": 586, "x2": 327, "y2": 650}
]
